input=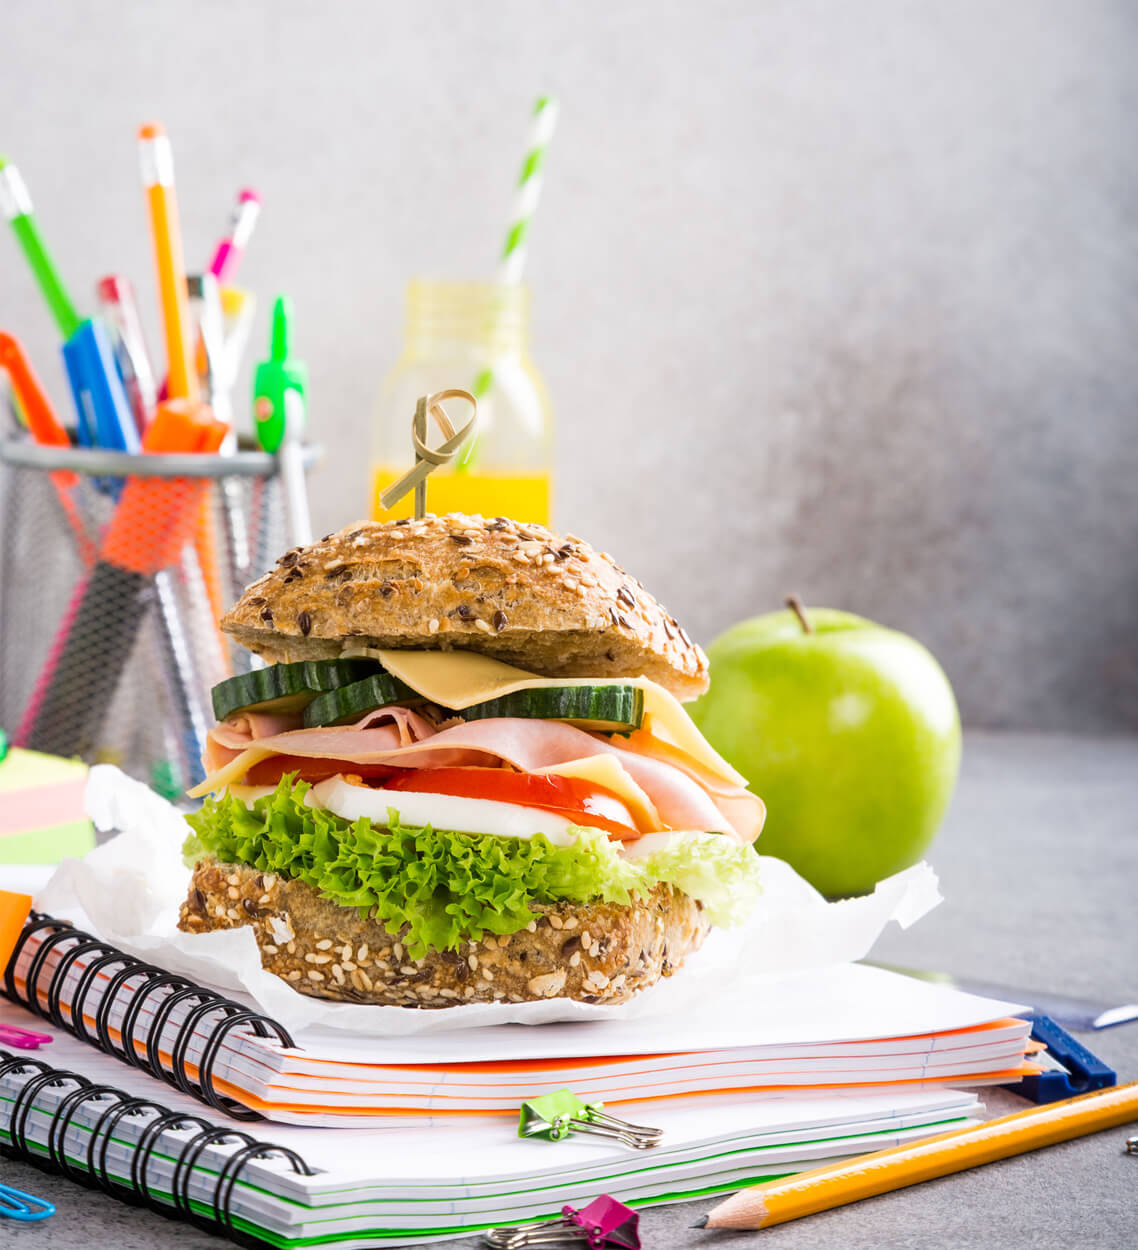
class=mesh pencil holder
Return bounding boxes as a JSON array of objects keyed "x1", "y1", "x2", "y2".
[{"x1": 0, "y1": 438, "x2": 319, "y2": 800}]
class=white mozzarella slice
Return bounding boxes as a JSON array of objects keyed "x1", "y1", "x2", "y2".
[
  {"x1": 618, "y1": 829, "x2": 718, "y2": 860},
  {"x1": 306, "y1": 777, "x2": 581, "y2": 846}
]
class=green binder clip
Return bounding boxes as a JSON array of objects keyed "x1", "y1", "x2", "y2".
[{"x1": 518, "y1": 1088, "x2": 662, "y2": 1149}]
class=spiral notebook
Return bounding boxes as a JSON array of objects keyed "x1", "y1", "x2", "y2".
[
  {"x1": 4, "y1": 914, "x2": 1037, "y2": 1124},
  {"x1": 0, "y1": 1002, "x2": 987, "y2": 1247}
]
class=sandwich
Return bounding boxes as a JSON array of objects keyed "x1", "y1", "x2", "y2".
[{"x1": 179, "y1": 513, "x2": 765, "y2": 1008}]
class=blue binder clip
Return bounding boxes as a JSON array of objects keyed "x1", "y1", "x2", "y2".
[
  {"x1": 0, "y1": 1183, "x2": 55, "y2": 1221},
  {"x1": 1009, "y1": 1014, "x2": 1117, "y2": 1104}
]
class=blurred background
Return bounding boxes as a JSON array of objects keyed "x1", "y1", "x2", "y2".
[{"x1": 1, "y1": 0, "x2": 1136, "y2": 732}]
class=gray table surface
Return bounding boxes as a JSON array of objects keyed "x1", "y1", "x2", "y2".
[{"x1": 3, "y1": 731, "x2": 1136, "y2": 1249}]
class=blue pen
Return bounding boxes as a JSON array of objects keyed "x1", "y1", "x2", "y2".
[
  {"x1": 0, "y1": 1183, "x2": 55, "y2": 1222},
  {"x1": 0, "y1": 159, "x2": 138, "y2": 458}
]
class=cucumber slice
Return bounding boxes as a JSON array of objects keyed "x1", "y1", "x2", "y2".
[
  {"x1": 459, "y1": 685, "x2": 645, "y2": 733},
  {"x1": 211, "y1": 659, "x2": 383, "y2": 722},
  {"x1": 303, "y1": 673, "x2": 419, "y2": 728}
]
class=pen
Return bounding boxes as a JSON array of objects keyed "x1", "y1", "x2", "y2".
[
  {"x1": 696, "y1": 1081, "x2": 1138, "y2": 1231},
  {"x1": 0, "y1": 157, "x2": 80, "y2": 339},
  {"x1": 209, "y1": 187, "x2": 261, "y2": 282},
  {"x1": 95, "y1": 275, "x2": 157, "y2": 435},
  {"x1": 0, "y1": 159, "x2": 137, "y2": 458}
]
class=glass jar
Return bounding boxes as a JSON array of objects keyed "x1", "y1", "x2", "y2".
[{"x1": 371, "y1": 280, "x2": 553, "y2": 525}]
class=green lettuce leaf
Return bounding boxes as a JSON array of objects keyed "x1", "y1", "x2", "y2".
[
  {"x1": 183, "y1": 777, "x2": 760, "y2": 958},
  {"x1": 637, "y1": 834, "x2": 764, "y2": 928}
]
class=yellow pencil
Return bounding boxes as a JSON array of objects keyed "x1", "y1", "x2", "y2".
[
  {"x1": 138, "y1": 122, "x2": 198, "y2": 404},
  {"x1": 698, "y1": 1082, "x2": 1138, "y2": 1231}
]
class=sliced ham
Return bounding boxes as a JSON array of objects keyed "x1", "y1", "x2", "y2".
[{"x1": 202, "y1": 712, "x2": 764, "y2": 844}]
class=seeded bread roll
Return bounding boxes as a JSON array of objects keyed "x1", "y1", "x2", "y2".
[
  {"x1": 179, "y1": 860, "x2": 710, "y2": 1008},
  {"x1": 221, "y1": 514, "x2": 708, "y2": 700}
]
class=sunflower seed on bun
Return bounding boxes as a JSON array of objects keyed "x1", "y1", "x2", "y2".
[{"x1": 221, "y1": 513, "x2": 708, "y2": 700}]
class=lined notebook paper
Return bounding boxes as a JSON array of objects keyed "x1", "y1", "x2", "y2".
[
  {"x1": 1, "y1": 1000, "x2": 986, "y2": 1246},
  {"x1": 6, "y1": 914, "x2": 1035, "y2": 1125}
]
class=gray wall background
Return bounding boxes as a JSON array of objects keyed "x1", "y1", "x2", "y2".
[{"x1": 1, "y1": 0, "x2": 1136, "y2": 732}]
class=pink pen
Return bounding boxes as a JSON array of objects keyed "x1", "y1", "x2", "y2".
[{"x1": 209, "y1": 188, "x2": 261, "y2": 281}]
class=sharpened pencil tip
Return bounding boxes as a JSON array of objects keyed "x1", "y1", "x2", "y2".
[{"x1": 690, "y1": 1217, "x2": 708, "y2": 1228}]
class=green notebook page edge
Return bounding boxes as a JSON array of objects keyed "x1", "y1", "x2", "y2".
[{"x1": 1, "y1": 1104, "x2": 975, "y2": 1246}]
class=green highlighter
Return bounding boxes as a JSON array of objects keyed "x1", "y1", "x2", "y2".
[{"x1": 253, "y1": 295, "x2": 307, "y2": 453}]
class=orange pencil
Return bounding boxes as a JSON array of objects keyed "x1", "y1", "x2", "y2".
[
  {"x1": 138, "y1": 122, "x2": 225, "y2": 623},
  {"x1": 698, "y1": 1081, "x2": 1138, "y2": 1231},
  {"x1": 138, "y1": 123, "x2": 198, "y2": 404}
]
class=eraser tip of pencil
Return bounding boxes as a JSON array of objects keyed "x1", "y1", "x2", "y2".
[
  {"x1": 239, "y1": 187, "x2": 261, "y2": 204},
  {"x1": 138, "y1": 121, "x2": 167, "y2": 140}
]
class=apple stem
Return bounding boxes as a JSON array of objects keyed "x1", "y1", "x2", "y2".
[{"x1": 785, "y1": 594, "x2": 814, "y2": 634}]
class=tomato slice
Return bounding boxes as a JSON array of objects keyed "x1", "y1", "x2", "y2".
[
  {"x1": 244, "y1": 756, "x2": 405, "y2": 787},
  {"x1": 384, "y1": 767, "x2": 643, "y2": 840}
]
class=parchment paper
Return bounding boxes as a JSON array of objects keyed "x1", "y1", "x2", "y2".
[{"x1": 33, "y1": 765, "x2": 944, "y2": 1036}]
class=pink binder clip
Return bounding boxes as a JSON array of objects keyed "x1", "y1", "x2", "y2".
[
  {"x1": 485, "y1": 1195, "x2": 640, "y2": 1249},
  {"x1": 0, "y1": 1024, "x2": 52, "y2": 1050}
]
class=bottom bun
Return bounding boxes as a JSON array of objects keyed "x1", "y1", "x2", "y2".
[{"x1": 179, "y1": 858, "x2": 710, "y2": 1008}]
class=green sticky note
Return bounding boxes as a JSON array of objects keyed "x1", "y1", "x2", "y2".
[{"x1": 0, "y1": 820, "x2": 96, "y2": 864}]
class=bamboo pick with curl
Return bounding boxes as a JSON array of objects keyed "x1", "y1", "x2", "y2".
[{"x1": 378, "y1": 389, "x2": 478, "y2": 519}]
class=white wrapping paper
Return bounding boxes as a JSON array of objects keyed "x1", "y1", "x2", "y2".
[{"x1": 33, "y1": 766, "x2": 943, "y2": 1037}]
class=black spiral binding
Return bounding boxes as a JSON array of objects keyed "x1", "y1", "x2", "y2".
[
  {"x1": 2, "y1": 913, "x2": 297, "y2": 1121},
  {"x1": 0, "y1": 1046, "x2": 315, "y2": 1247}
]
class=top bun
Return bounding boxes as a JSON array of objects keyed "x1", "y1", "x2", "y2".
[{"x1": 222, "y1": 514, "x2": 708, "y2": 699}]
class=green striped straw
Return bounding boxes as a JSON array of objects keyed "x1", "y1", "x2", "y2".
[
  {"x1": 459, "y1": 95, "x2": 559, "y2": 470},
  {"x1": 499, "y1": 94, "x2": 559, "y2": 285}
]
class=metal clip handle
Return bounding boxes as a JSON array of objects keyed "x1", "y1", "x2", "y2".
[
  {"x1": 486, "y1": 1222, "x2": 590, "y2": 1248},
  {"x1": 580, "y1": 1105, "x2": 663, "y2": 1148},
  {"x1": 487, "y1": 1195, "x2": 640, "y2": 1250}
]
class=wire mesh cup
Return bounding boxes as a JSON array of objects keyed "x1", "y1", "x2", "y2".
[{"x1": 0, "y1": 438, "x2": 316, "y2": 798}]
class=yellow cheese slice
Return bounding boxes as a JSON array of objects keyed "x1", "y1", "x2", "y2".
[
  {"x1": 188, "y1": 746, "x2": 273, "y2": 798},
  {"x1": 375, "y1": 649, "x2": 747, "y2": 788},
  {"x1": 533, "y1": 755, "x2": 664, "y2": 831}
]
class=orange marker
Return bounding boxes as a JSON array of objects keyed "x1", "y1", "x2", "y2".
[
  {"x1": 0, "y1": 332, "x2": 75, "y2": 478},
  {"x1": 0, "y1": 333, "x2": 95, "y2": 563},
  {"x1": 0, "y1": 890, "x2": 33, "y2": 974},
  {"x1": 138, "y1": 123, "x2": 199, "y2": 404}
]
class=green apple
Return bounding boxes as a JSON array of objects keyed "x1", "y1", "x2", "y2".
[{"x1": 689, "y1": 600, "x2": 961, "y2": 898}]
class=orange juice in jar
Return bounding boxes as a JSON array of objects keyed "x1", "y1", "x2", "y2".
[{"x1": 372, "y1": 281, "x2": 553, "y2": 525}]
